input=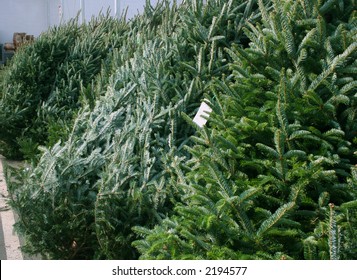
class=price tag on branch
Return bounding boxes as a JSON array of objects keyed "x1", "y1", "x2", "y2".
[{"x1": 193, "y1": 101, "x2": 212, "y2": 128}]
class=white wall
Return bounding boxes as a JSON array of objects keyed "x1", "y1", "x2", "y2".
[
  {"x1": 55, "y1": 0, "x2": 114, "y2": 25},
  {"x1": 0, "y1": 0, "x2": 117, "y2": 43},
  {"x1": 56, "y1": 0, "x2": 181, "y2": 24},
  {"x1": 121, "y1": 0, "x2": 183, "y2": 19},
  {"x1": 0, "y1": 1, "x2": 183, "y2": 44},
  {"x1": 121, "y1": 0, "x2": 159, "y2": 18},
  {"x1": 0, "y1": 0, "x2": 48, "y2": 43}
]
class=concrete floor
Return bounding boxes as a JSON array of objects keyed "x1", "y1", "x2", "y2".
[
  {"x1": 0, "y1": 215, "x2": 7, "y2": 259},
  {"x1": 0, "y1": 155, "x2": 24, "y2": 260}
]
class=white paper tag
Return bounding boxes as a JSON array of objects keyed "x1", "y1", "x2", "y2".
[{"x1": 193, "y1": 101, "x2": 212, "y2": 127}]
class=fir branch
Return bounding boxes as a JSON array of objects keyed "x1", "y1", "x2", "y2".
[
  {"x1": 257, "y1": 202, "x2": 295, "y2": 236},
  {"x1": 328, "y1": 203, "x2": 340, "y2": 260},
  {"x1": 309, "y1": 42, "x2": 357, "y2": 91}
]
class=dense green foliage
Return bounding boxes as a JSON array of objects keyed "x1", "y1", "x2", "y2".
[
  {"x1": 133, "y1": 0, "x2": 357, "y2": 259},
  {"x1": 6, "y1": 0, "x2": 258, "y2": 259},
  {"x1": 0, "y1": 14, "x2": 127, "y2": 159},
  {"x1": 3, "y1": 0, "x2": 357, "y2": 260}
]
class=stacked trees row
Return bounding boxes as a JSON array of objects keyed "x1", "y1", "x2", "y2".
[{"x1": 1, "y1": 0, "x2": 356, "y2": 259}]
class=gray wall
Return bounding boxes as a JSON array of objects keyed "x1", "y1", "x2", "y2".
[
  {"x1": 0, "y1": 0, "x2": 48, "y2": 43},
  {"x1": 121, "y1": 0, "x2": 184, "y2": 18},
  {"x1": 0, "y1": 0, "x2": 184, "y2": 44}
]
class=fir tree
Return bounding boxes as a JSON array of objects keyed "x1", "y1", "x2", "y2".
[
  {"x1": 133, "y1": 0, "x2": 357, "y2": 260},
  {"x1": 7, "y1": 0, "x2": 259, "y2": 259},
  {"x1": 0, "y1": 13, "x2": 127, "y2": 160}
]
